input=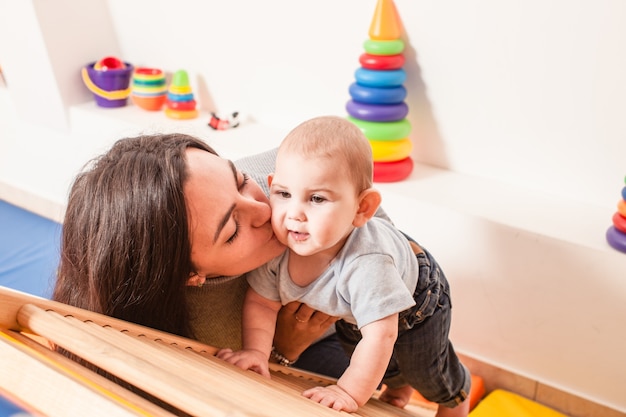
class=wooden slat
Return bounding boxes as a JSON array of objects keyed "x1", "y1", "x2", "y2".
[
  {"x1": 17, "y1": 303, "x2": 259, "y2": 417},
  {"x1": 0, "y1": 285, "x2": 428, "y2": 416},
  {"x1": 0, "y1": 329, "x2": 151, "y2": 417},
  {"x1": 8, "y1": 330, "x2": 176, "y2": 417}
]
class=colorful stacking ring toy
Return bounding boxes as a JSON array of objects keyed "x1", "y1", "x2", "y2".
[
  {"x1": 346, "y1": 100, "x2": 408, "y2": 122},
  {"x1": 359, "y1": 53, "x2": 405, "y2": 70},
  {"x1": 354, "y1": 68, "x2": 406, "y2": 88},
  {"x1": 348, "y1": 116, "x2": 411, "y2": 141},
  {"x1": 363, "y1": 39, "x2": 405, "y2": 56},
  {"x1": 370, "y1": 138, "x2": 412, "y2": 162},
  {"x1": 373, "y1": 158, "x2": 414, "y2": 183},
  {"x1": 131, "y1": 68, "x2": 167, "y2": 111},
  {"x1": 349, "y1": 83, "x2": 406, "y2": 104}
]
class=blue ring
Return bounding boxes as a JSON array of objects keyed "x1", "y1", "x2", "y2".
[
  {"x1": 346, "y1": 100, "x2": 408, "y2": 122},
  {"x1": 621, "y1": 186, "x2": 626, "y2": 201},
  {"x1": 355, "y1": 68, "x2": 406, "y2": 88},
  {"x1": 349, "y1": 83, "x2": 406, "y2": 104},
  {"x1": 166, "y1": 92, "x2": 194, "y2": 102},
  {"x1": 606, "y1": 226, "x2": 626, "y2": 253}
]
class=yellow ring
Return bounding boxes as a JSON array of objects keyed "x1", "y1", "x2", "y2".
[
  {"x1": 168, "y1": 85, "x2": 193, "y2": 95},
  {"x1": 165, "y1": 107, "x2": 198, "y2": 120},
  {"x1": 370, "y1": 138, "x2": 412, "y2": 162}
]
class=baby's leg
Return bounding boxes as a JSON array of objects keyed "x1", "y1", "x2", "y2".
[
  {"x1": 435, "y1": 398, "x2": 469, "y2": 417},
  {"x1": 378, "y1": 384, "x2": 414, "y2": 408}
]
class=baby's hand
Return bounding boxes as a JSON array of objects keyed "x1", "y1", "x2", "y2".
[
  {"x1": 302, "y1": 384, "x2": 359, "y2": 412},
  {"x1": 216, "y1": 348, "x2": 270, "y2": 378}
]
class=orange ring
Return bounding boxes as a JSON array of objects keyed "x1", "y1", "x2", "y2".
[{"x1": 618, "y1": 199, "x2": 626, "y2": 217}]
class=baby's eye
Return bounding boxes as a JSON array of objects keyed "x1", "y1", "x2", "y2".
[
  {"x1": 311, "y1": 195, "x2": 326, "y2": 204},
  {"x1": 278, "y1": 191, "x2": 291, "y2": 198}
]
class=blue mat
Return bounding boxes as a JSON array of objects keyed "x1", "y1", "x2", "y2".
[
  {"x1": 0, "y1": 200, "x2": 61, "y2": 299},
  {"x1": 0, "y1": 393, "x2": 37, "y2": 416}
]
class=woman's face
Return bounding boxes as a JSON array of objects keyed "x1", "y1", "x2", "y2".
[{"x1": 184, "y1": 148, "x2": 285, "y2": 281}]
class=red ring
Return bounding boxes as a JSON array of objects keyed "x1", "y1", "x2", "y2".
[
  {"x1": 167, "y1": 99, "x2": 197, "y2": 111},
  {"x1": 359, "y1": 53, "x2": 405, "y2": 70},
  {"x1": 613, "y1": 212, "x2": 626, "y2": 233},
  {"x1": 373, "y1": 157, "x2": 414, "y2": 183}
]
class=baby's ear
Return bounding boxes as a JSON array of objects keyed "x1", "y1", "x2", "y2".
[
  {"x1": 267, "y1": 173, "x2": 274, "y2": 187},
  {"x1": 353, "y1": 188, "x2": 382, "y2": 227}
]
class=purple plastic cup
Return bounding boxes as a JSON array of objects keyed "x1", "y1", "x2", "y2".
[{"x1": 83, "y1": 62, "x2": 134, "y2": 108}]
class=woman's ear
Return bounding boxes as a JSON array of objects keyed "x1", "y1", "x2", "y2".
[{"x1": 353, "y1": 188, "x2": 382, "y2": 227}]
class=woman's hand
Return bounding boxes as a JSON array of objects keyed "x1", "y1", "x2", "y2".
[
  {"x1": 216, "y1": 348, "x2": 271, "y2": 378},
  {"x1": 273, "y1": 302, "x2": 338, "y2": 361}
]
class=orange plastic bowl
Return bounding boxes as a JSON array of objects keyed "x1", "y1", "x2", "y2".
[{"x1": 132, "y1": 94, "x2": 166, "y2": 111}]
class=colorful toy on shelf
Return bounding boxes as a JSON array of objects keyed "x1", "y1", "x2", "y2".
[
  {"x1": 208, "y1": 112, "x2": 240, "y2": 130},
  {"x1": 93, "y1": 56, "x2": 126, "y2": 71},
  {"x1": 346, "y1": 0, "x2": 413, "y2": 182},
  {"x1": 131, "y1": 67, "x2": 167, "y2": 111},
  {"x1": 606, "y1": 175, "x2": 626, "y2": 253},
  {"x1": 164, "y1": 70, "x2": 198, "y2": 120},
  {"x1": 81, "y1": 56, "x2": 133, "y2": 108}
]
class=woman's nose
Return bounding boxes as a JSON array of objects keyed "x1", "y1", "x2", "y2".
[{"x1": 245, "y1": 196, "x2": 272, "y2": 228}]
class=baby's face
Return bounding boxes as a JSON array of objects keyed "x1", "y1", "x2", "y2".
[{"x1": 269, "y1": 152, "x2": 360, "y2": 258}]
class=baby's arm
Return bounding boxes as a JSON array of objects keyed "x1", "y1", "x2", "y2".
[
  {"x1": 217, "y1": 287, "x2": 281, "y2": 378},
  {"x1": 303, "y1": 313, "x2": 398, "y2": 412}
]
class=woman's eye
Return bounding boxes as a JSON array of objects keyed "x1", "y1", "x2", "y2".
[
  {"x1": 226, "y1": 220, "x2": 240, "y2": 244},
  {"x1": 238, "y1": 173, "x2": 250, "y2": 191}
]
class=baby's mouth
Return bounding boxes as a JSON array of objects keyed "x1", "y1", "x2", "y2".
[{"x1": 288, "y1": 230, "x2": 309, "y2": 241}]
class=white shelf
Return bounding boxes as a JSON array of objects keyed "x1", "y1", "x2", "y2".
[{"x1": 0, "y1": 95, "x2": 618, "y2": 256}]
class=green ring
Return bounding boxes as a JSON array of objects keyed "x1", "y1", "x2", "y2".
[
  {"x1": 348, "y1": 117, "x2": 411, "y2": 141},
  {"x1": 363, "y1": 39, "x2": 405, "y2": 56}
]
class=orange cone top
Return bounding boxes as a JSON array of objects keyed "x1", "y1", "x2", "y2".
[{"x1": 369, "y1": 0, "x2": 403, "y2": 40}]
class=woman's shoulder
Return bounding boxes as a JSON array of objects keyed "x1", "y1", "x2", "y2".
[{"x1": 234, "y1": 148, "x2": 277, "y2": 174}]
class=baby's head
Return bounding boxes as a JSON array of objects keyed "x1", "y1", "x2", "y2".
[{"x1": 277, "y1": 115, "x2": 373, "y2": 195}]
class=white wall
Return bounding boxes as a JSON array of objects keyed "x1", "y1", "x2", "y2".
[
  {"x1": 1, "y1": 0, "x2": 625, "y2": 413},
  {"x1": 106, "y1": 0, "x2": 626, "y2": 208}
]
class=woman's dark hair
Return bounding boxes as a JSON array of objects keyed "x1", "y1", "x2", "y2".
[{"x1": 53, "y1": 133, "x2": 217, "y2": 338}]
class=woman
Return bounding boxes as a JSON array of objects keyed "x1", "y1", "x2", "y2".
[{"x1": 53, "y1": 133, "x2": 346, "y2": 375}]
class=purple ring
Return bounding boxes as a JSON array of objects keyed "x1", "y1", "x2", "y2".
[
  {"x1": 346, "y1": 100, "x2": 408, "y2": 122},
  {"x1": 606, "y1": 226, "x2": 626, "y2": 253}
]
